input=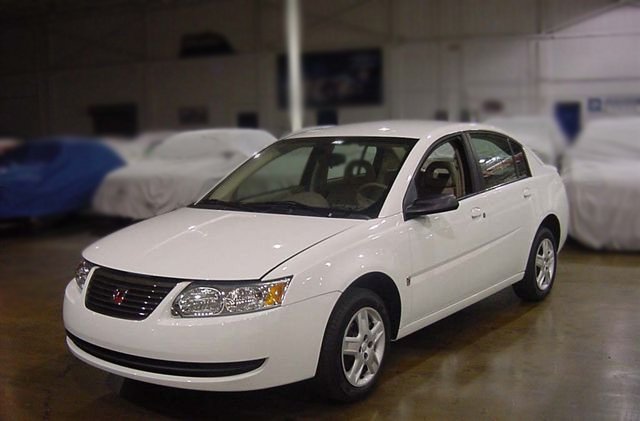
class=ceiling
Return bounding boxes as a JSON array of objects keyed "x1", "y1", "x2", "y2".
[{"x1": 0, "y1": 0, "x2": 219, "y2": 20}]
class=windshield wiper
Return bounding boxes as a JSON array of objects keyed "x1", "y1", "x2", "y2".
[
  {"x1": 249, "y1": 201, "x2": 371, "y2": 219},
  {"x1": 326, "y1": 208, "x2": 371, "y2": 220},
  {"x1": 197, "y1": 199, "x2": 370, "y2": 219},
  {"x1": 195, "y1": 199, "x2": 252, "y2": 211},
  {"x1": 246, "y1": 200, "x2": 331, "y2": 217}
]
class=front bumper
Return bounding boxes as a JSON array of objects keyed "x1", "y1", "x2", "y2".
[{"x1": 63, "y1": 280, "x2": 339, "y2": 391}]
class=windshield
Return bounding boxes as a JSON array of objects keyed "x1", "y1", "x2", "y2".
[{"x1": 194, "y1": 136, "x2": 417, "y2": 219}]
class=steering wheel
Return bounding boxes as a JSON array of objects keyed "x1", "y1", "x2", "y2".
[{"x1": 356, "y1": 182, "x2": 387, "y2": 207}]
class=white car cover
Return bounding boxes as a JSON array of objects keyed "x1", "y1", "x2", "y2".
[
  {"x1": 562, "y1": 118, "x2": 640, "y2": 250},
  {"x1": 485, "y1": 116, "x2": 567, "y2": 166},
  {"x1": 100, "y1": 131, "x2": 176, "y2": 163},
  {"x1": 93, "y1": 129, "x2": 276, "y2": 219}
]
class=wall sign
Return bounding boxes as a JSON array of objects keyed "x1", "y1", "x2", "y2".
[{"x1": 588, "y1": 96, "x2": 640, "y2": 114}]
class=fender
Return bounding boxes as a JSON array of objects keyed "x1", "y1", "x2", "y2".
[{"x1": 264, "y1": 213, "x2": 413, "y2": 329}]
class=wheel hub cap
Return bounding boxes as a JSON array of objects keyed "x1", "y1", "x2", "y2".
[
  {"x1": 341, "y1": 307, "x2": 386, "y2": 387},
  {"x1": 535, "y1": 238, "x2": 556, "y2": 291}
]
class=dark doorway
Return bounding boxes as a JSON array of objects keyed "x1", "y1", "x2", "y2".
[
  {"x1": 89, "y1": 103, "x2": 138, "y2": 137},
  {"x1": 434, "y1": 109, "x2": 449, "y2": 121},
  {"x1": 180, "y1": 32, "x2": 234, "y2": 58},
  {"x1": 317, "y1": 109, "x2": 338, "y2": 126},
  {"x1": 237, "y1": 112, "x2": 259, "y2": 128}
]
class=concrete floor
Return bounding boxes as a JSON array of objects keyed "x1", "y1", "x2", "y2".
[{"x1": 1, "y1": 218, "x2": 639, "y2": 420}]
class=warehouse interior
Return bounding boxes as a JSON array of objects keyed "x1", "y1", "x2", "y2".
[
  {"x1": 1, "y1": 0, "x2": 639, "y2": 419},
  {"x1": 2, "y1": 0, "x2": 640, "y2": 137}
]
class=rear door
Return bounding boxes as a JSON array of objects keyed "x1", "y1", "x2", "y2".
[{"x1": 465, "y1": 131, "x2": 536, "y2": 286}]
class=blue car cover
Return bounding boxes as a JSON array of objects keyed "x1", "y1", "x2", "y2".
[{"x1": 0, "y1": 138, "x2": 125, "y2": 218}]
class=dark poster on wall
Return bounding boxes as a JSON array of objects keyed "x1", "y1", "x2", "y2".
[{"x1": 278, "y1": 48, "x2": 383, "y2": 109}]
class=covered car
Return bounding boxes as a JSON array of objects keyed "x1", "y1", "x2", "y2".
[
  {"x1": 92, "y1": 129, "x2": 276, "y2": 219},
  {"x1": 485, "y1": 116, "x2": 567, "y2": 166},
  {"x1": 0, "y1": 137, "x2": 124, "y2": 219},
  {"x1": 100, "y1": 131, "x2": 175, "y2": 163},
  {"x1": 562, "y1": 117, "x2": 640, "y2": 250}
]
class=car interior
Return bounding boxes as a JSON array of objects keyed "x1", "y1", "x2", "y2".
[
  {"x1": 416, "y1": 140, "x2": 467, "y2": 199},
  {"x1": 233, "y1": 142, "x2": 409, "y2": 211}
]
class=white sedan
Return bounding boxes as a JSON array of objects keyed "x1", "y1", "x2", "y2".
[{"x1": 64, "y1": 121, "x2": 568, "y2": 402}]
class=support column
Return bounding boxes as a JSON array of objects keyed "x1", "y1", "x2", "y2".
[{"x1": 285, "y1": 0, "x2": 303, "y2": 131}]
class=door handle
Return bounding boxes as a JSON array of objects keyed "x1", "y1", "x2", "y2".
[
  {"x1": 471, "y1": 207, "x2": 483, "y2": 219},
  {"x1": 523, "y1": 188, "x2": 532, "y2": 198}
]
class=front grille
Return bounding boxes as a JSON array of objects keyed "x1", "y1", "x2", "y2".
[
  {"x1": 67, "y1": 331, "x2": 266, "y2": 377},
  {"x1": 85, "y1": 267, "x2": 180, "y2": 320}
]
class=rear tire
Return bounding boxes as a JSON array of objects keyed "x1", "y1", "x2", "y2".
[
  {"x1": 513, "y1": 227, "x2": 557, "y2": 302},
  {"x1": 315, "y1": 288, "x2": 390, "y2": 402}
]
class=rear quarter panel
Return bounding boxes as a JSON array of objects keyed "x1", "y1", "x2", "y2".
[{"x1": 527, "y1": 147, "x2": 569, "y2": 250}]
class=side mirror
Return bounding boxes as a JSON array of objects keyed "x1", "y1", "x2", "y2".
[{"x1": 404, "y1": 194, "x2": 459, "y2": 220}]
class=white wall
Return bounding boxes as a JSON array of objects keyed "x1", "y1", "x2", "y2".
[
  {"x1": 1, "y1": 0, "x2": 637, "y2": 138},
  {"x1": 538, "y1": 4, "x2": 640, "y2": 123}
]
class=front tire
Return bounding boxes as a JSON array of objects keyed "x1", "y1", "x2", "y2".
[
  {"x1": 315, "y1": 288, "x2": 390, "y2": 402},
  {"x1": 513, "y1": 227, "x2": 557, "y2": 301}
]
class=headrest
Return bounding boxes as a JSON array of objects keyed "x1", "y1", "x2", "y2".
[
  {"x1": 419, "y1": 161, "x2": 454, "y2": 190},
  {"x1": 344, "y1": 159, "x2": 375, "y2": 183}
]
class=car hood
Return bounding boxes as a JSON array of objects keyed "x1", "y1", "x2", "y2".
[{"x1": 83, "y1": 207, "x2": 361, "y2": 280}]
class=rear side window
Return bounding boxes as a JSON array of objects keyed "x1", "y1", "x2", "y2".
[
  {"x1": 508, "y1": 139, "x2": 531, "y2": 179},
  {"x1": 469, "y1": 133, "x2": 518, "y2": 189}
]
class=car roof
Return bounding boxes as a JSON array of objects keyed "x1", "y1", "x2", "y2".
[
  {"x1": 165, "y1": 128, "x2": 276, "y2": 142},
  {"x1": 283, "y1": 120, "x2": 502, "y2": 142}
]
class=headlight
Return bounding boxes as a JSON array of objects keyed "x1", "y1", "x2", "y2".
[
  {"x1": 172, "y1": 276, "x2": 291, "y2": 318},
  {"x1": 74, "y1": 260, "x2": 94, "y2": 290}
]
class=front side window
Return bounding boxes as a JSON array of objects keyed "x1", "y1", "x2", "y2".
[
  {"x1": 195, "y1": 137, "x2": 417, "y2": 219},
  {"x1": 469, "y1": 133, "x2": 518, "y2": 189},
  {"x1": 415, "y1": 137, "x2": 469, "y2": 199}
]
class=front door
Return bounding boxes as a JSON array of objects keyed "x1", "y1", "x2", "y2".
[{"x1": 406, "y1": 136, "x2": 490, "y2": 324}]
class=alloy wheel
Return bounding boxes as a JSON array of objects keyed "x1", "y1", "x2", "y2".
[
  {"x1": 535, "y1": 238, "x2": 555, "y2": 291},
  {"x1": 341, "y1": 307, "x2": 386, "y2": 387}
]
